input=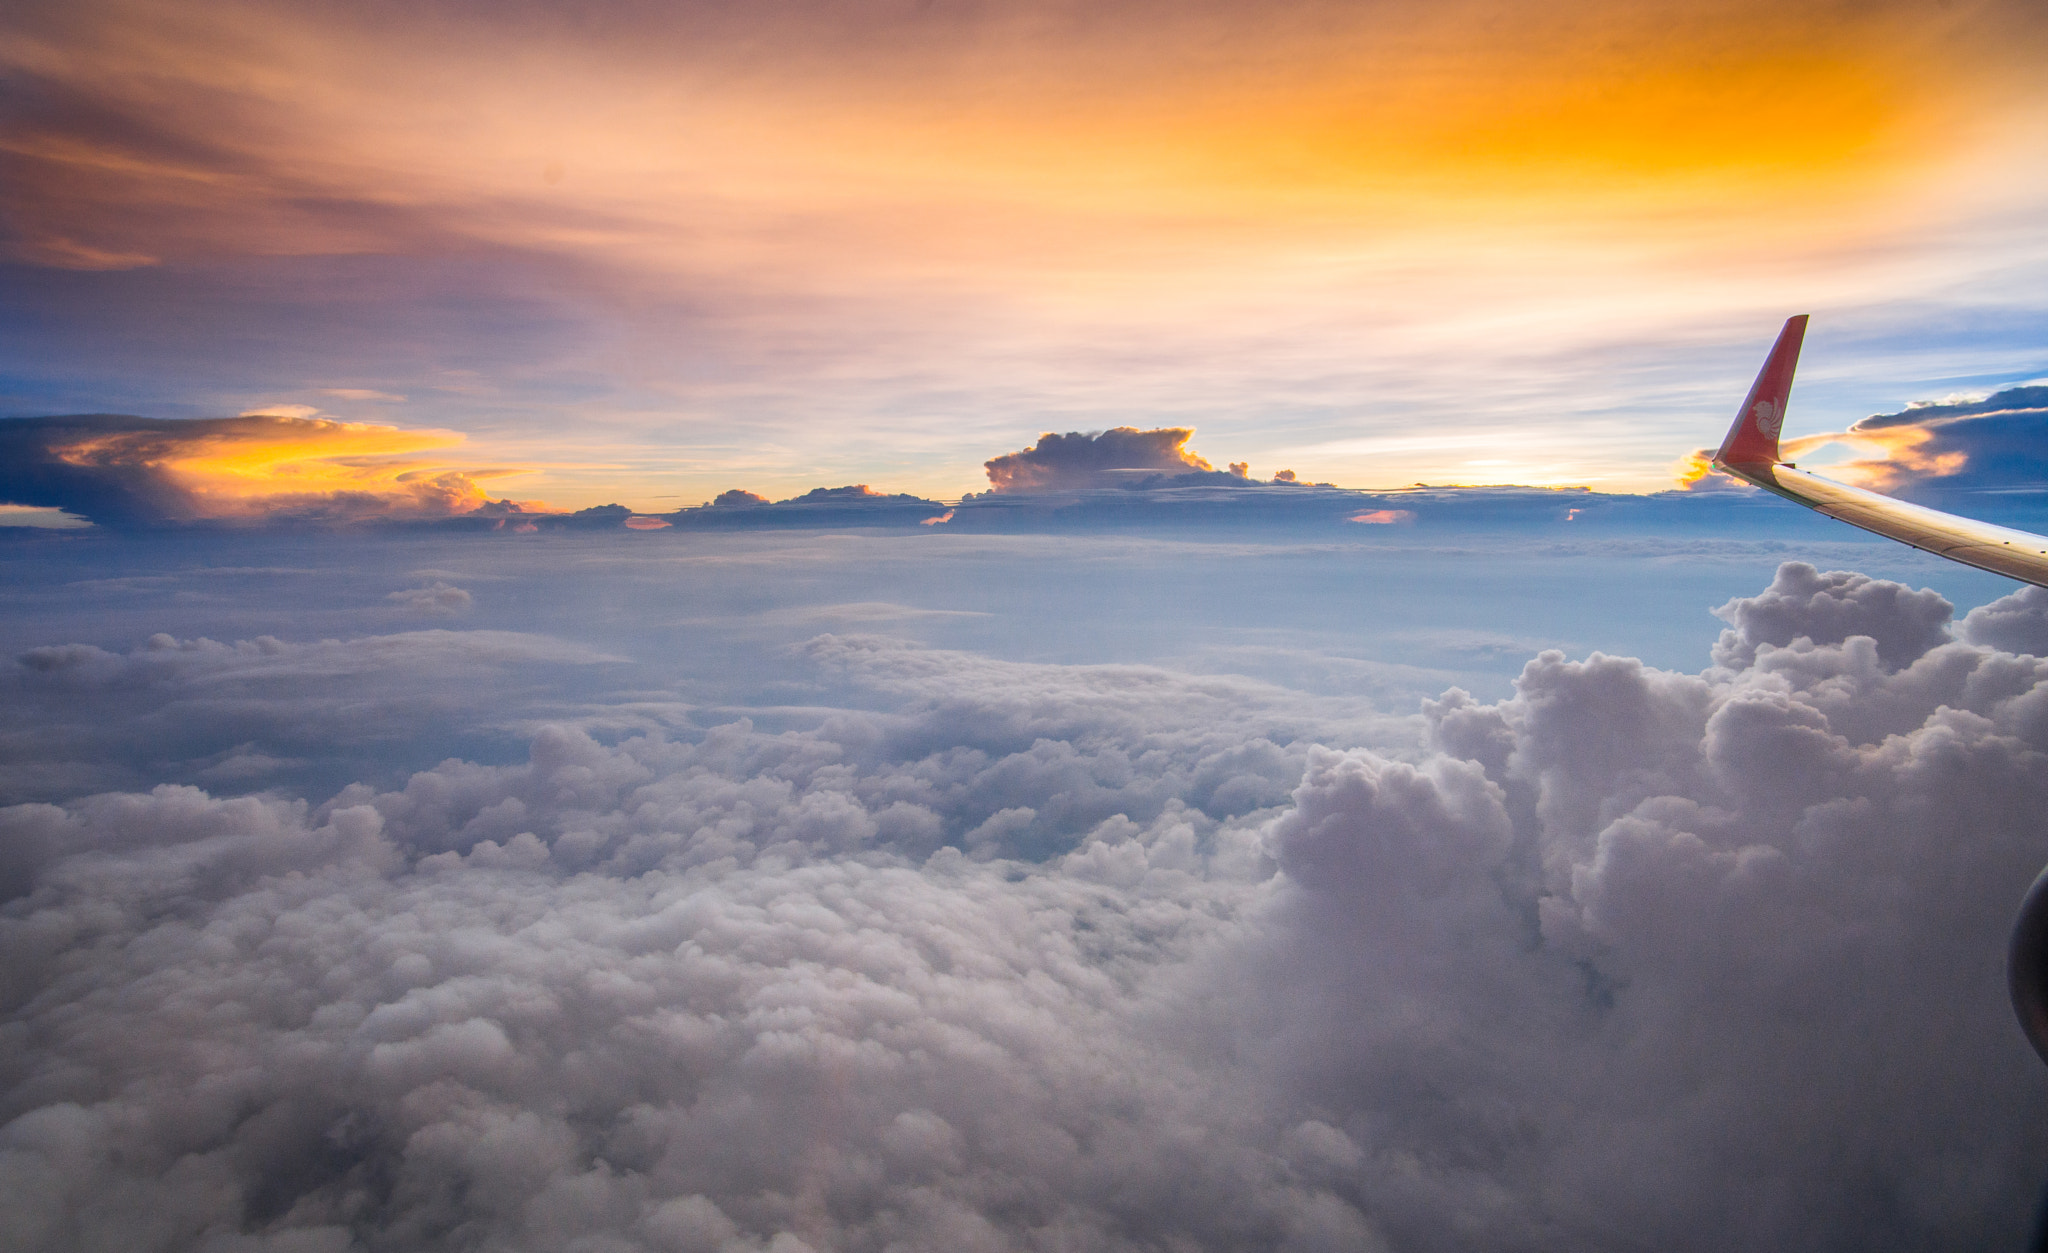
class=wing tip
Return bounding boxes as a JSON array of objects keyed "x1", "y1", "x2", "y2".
[{"x1": 1714, "y1": 315, "x2": 1811, "y2": 469}]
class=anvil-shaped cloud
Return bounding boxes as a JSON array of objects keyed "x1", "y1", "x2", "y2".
[{"x1": 0, "y1": 414, "x2": 542, "y2": 527}]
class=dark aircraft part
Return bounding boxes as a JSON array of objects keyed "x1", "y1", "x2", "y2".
[{"x1": 2009, "y1": 865, "x2": 2048, "y2": 1066}]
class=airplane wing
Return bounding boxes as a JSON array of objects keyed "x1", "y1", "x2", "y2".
[{"x1": 1711, "y1": 315, "x2": 2048, "y2": 590}]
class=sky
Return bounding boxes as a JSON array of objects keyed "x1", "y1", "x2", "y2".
[
  {"x1": 6, "y1": 0, "x2": 2048, "y2": 509},
  {"x1": 10, "y1": 2, "x2": 2048, "y2": 1251}
]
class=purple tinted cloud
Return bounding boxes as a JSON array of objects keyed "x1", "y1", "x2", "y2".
[{"x1": 982, "y1": 427, "x2": 1218, "y2": 493}]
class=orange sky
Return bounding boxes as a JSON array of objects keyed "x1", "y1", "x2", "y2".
[{"x1": 5, "y1": 0, "x2": 2048, "y2": 509}]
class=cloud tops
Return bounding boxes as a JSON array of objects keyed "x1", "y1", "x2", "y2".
[
  {"x1": 982, "y1": 427, "x2": 1216, "y2": 493},
  {"x1": 3, "y1": 561, "x2": 2047, "y2": 1248}
]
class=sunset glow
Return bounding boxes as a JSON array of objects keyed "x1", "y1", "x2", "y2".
[
  {"x1": 35, "y1": 415, "x2": 537, "y2": 521},
  {"x1": 6, "y1": 0, "x2": 2047, "y2": 507}
]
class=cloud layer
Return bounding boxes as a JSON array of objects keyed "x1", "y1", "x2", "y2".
[
  {"x1": 5, "y1": 562, "x2": 2048, "y2": 1250},
  {"x1": 3, "y1": 414, "x2": 1883, "y2": 539},
  {"x1": 0, "y1": 626, "x2": 624, "y2": 805}
]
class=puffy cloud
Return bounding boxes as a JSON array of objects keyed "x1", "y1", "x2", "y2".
[
  {"x1": 1709, "y1": 560, "x2": 1955, "y2": 670},
  {"x1": 0, "y1": 703, "x2": 1307, "y2": 1250},
  {"x1": 982, "y1": 427, "x2": 1218, "y2": 493},
  {"x1": 1962, "y1": 584, "x2": 2048, "y2": 656},
  {"x1": 0, "y1": 414, "x2": 546, "y2": 528},
  {"x1": 4, "y1": 563, "x2": 2048, "y2": 1250},
  {"x1": 1233, "y1": 569, "x2": 2048, "y2": 1247}
]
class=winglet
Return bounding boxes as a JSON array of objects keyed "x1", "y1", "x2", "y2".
[{"x1": 1714, "y1": 315, "x2": 1809, "y2": 467}]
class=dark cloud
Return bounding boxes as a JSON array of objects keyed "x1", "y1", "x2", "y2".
[
  {"x1": 0, "y1": 414, "x2": 537, "y2": 529},
  {"x1": 0, "y1": 414, "x2": 214, "y2": 527},
  {"x1": 981, "y1": 427, "x2": 1219, "y2": 493},
  {"x1": 1804, "y1": 385, "x2": 2048, "y2": 514},
  {"x1": 3, "y1": 562, "x2": 2047, "y2": 1250}
]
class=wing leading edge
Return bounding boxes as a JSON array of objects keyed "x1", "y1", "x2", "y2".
[{"x1": 1710, "y1": 316, "x2": 2048, "y2": 590}]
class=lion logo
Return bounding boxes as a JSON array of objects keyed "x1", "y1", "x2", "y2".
[{"x1": 1751, "y1": 398, "x2": 1782, "y2": 440}]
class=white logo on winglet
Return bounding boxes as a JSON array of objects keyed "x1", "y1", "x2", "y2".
[{"x1": 1752, "y1": 399, "x2": 1782, "y2": 440}]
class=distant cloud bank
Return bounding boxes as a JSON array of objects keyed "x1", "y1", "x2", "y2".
[
  {"x1": 13, "y1": 404, "x2": 2048, "y2": 536},
  {"x1": 0, "y1": 418, "x2": 1336, "y2": 532}
]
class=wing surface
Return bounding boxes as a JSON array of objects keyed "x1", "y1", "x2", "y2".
[{"x1": 1710, "y1": 317, "x2": 2048, "y2": 589}]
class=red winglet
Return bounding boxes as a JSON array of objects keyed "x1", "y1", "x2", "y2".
[{"x1": 1715, "y1": 315, "x2": 1809, "y2": 467}]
